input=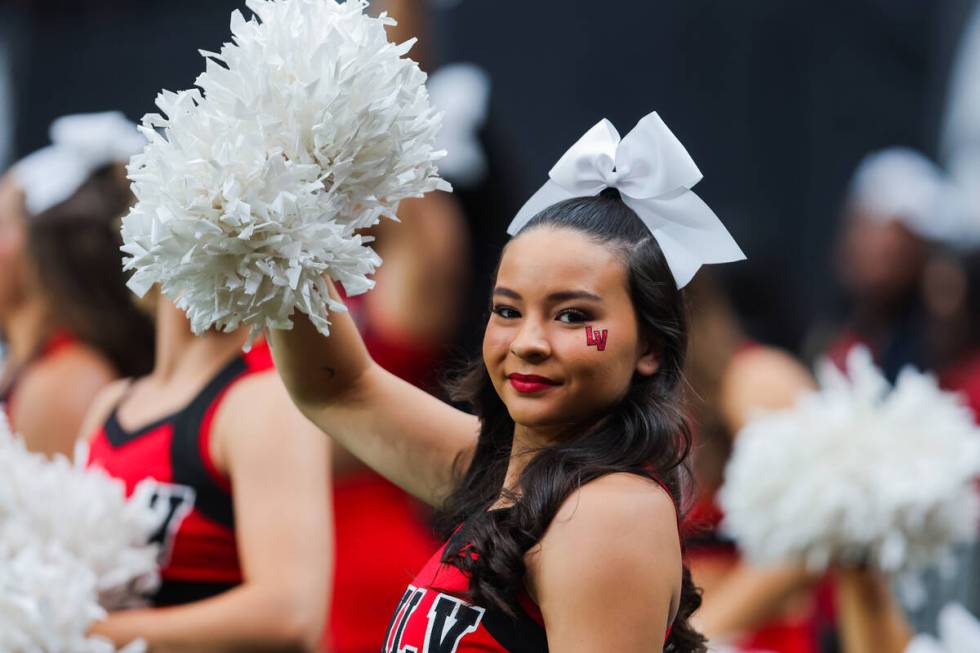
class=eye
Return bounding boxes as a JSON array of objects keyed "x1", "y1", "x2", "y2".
[
  {"x1": 556, "y1": 308, "x2": 590, "y2": 324},
  {"x1": 492, "y1": 304, "x2": 521, "y2": 319}
]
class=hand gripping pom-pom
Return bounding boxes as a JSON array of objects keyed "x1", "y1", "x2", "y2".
[
  {"x1": 719, "y1": 347, "x2": 980, "y2": 591},
  {"x1": 122, "y1": 0, "x2": 450, "y2": 342},
  {"x1": 0, "y1": 412, "x2": 160, "y2": 652}
]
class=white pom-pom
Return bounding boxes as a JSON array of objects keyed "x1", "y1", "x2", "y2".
[
  {"x1": 719, "y1": 347, "x2": 980, "y2": 583},
  {"x1": 122, "y1": 0, "x2": 449, "y2": 341},
  {"x1": 0, "y1": 412, "x2": 159, "y2": 652}
]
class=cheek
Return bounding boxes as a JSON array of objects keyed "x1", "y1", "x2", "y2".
[
  {"x1": 563, "y1": 327, "x2": 636, "y2": 390},
  {"x1": 481, "y1": 322, "x2": 510, "y2": 367}
]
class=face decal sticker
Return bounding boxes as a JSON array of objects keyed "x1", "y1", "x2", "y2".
[{"x1": 585, "y1": 325, "x2": 608, "y2": 351}]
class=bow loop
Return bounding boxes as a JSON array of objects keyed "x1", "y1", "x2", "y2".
[
  {"x1": 614, "y1": 112, "x2": 703, "y2": 199},
  {"x1": 507, "y1": 111, "x2": 745, "y2": 288},
  {"x1": 548, "y1": 118, "x2": 621, "y2": 196}
]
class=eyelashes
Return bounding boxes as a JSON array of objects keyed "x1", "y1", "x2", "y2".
[{"x1": 490, "y1": 305, "x2": 593, "y2": 324}]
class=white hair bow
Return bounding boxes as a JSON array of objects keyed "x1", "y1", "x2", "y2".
[
  {"x1": 11, "y1": 111, "x2": 145, "y2": 216},
  {"x1": 506, "y1": 111, "x2": 745, "y2": 288}
]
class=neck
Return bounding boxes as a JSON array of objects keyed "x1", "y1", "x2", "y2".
[
  {"x1": 499, "y1": 423, "x2": 558, "y2": 504},
  {"x1": 1, "y1": 297, "x2": 53, "y2": 366},
  {"x1": 152, "y1": 298, "x2": 248, "y2": 382}
]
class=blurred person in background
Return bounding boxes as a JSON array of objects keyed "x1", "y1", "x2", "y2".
[
  {"x1": 683, "y1": 274, "x2": 824, "y2": 653},
  {"x1": 81, "y1": 293, "x2": 331, "y2": 652},
  {"x1": 0, "y1": 112, "x2": 154, "y2": 457},
  {"x1": 817, "y1": 148, "x2": 954, "y2": 382}
]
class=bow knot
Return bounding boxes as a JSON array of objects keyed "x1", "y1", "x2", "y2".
[{"x1": 507, "y1": 111, "x2": 744, "y2": 288}]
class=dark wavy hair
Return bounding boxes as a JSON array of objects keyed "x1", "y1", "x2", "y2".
[
  {"x1": 439, "y1": 188, "x2": 706, "y2": 652},
  {"x1": 25, "y1": 164, "x2": 155, "y2": 377}
]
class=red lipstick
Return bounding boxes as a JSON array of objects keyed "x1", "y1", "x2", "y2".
[{"x1": 507, "y1": 373, "x2": 559, "y2": 394}]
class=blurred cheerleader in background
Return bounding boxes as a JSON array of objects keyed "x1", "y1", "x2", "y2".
[
  {"x1": 81, "y1": 292, "x2": 332, "y2": 651},
  {"x1": 683, "y1": 274, "x2": 826, "y2": 653},
  {"x1": 0, "y1": 112, "x2": 154, "y2": 457}
]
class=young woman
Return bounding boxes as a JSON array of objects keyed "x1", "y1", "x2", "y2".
[
  {"x1": 0, "y1": 114, "x2": 155, "y2": 457},
  {"x1": 267, "y1": 113, "x2": 744, "y2": 651},
  {"x1": 80, "y1": 295, "x2": 331, "y2": 652}
]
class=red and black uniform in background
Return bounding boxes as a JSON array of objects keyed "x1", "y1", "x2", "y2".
[{"x1": 86, "y1": 342, "x2": 274, "y2": 606}]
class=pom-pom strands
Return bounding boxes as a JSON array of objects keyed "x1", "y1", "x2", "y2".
[
  {"x1": 719, "y1": 348, "x2": 980, "y2": 580},
  {"x1": 122, "y1": 0, "x2": 449, "y2": 341},
  {"x1": 0, "y1": 412, "x2": 159, "y2": 652}
]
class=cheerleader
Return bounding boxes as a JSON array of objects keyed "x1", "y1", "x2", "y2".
[
  {"x1": 0, "y1": 113, "x2": 154, "y2": 457},
  {"x1": 267, "y1": 112, "x2": 744, "y2": 651},
  {"x1": 80, "y1": 293, "x2": 331, "y2": 651}
]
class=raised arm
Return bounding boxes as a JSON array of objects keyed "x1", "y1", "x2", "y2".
[{"x1": 267, "y1": 278, "x2": 479, "y2": 506}]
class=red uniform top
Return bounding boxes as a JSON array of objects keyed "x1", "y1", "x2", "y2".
[
  {"x1": 86, "y1": 342, "x2": 274, "y2": 606},
  {"x1": 383, "y1": 521, "x2": 548, "y2": 653}
]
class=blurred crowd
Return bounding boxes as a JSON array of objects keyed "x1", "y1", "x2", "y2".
[{"x1": 1, "y1": 1, "x2": 979, "y2": 652}]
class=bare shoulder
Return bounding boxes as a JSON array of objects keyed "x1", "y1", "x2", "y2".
[
  {"x1": 531, "y1": 473, "x2": 682, "y2": 620},
  {"x1": 210, "y1": 369, "x2": 325, "y2": 469},
  {"x1": 18, "y1": 343, "x2": 116, "y2": 400},
  {"x1": 721, "y1": 345, "x2": 815, "y2": 433},
  {"x1": 546, "y1": 473, "x2": 679, "y2": 544},
  {"x1": 213, "y1": 369, "x2": 300, "y2": 436}
]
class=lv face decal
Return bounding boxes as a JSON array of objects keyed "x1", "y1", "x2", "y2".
[{"x1": 585, "y1": 326, "x2": 608, "y2": 351}]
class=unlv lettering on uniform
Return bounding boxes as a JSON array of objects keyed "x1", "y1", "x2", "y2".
[
  {"x1": 145, "y1": 482, "x2": 196, "y2": 564},
  {"x1": 384, "y1": 585, "x2": 425, "y2": 653},
  {"x1": 423, "y1": 595, "x2": 485, "y2": 653},
  {"x1": 586, "y1": 326, "x2": 608, "y2": 351}
]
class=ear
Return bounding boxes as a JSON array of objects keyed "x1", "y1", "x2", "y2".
[{"x1": 635, "y1": 341, "x2": 661, "y2": 377}]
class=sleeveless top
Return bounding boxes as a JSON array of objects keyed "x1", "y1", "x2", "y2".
[
  {"x1": 86, "y1": 342, "x2": 274, "y2": 606},
  {"x1": 386, "y1": 477, "x2": 681, "y2": 653},
  {"x1": 383, "y1": 519, "x2": 548, "y2": 653},
  {"x1": 0, "y1": 329, "x2": 78, "y2": 429}
]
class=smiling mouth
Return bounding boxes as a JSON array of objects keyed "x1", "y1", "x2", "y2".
[{"x1": 507, "y1": 373, "x2": 560, "y2": 394}]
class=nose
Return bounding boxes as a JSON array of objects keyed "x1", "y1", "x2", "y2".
[{"x1": 509, "y1": 317, "x2": 551, "y2": 362}]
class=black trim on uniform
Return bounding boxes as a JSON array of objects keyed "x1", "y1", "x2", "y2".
[
  {"x1": 444, "y1": 512, "x2": 549, "y2": 652},
  {"x1": 170, "y1": 356, "x2": 246, "y2": 531},
  {"x1": 153, "y1": 579, "x2": 238, "y2": 606}
]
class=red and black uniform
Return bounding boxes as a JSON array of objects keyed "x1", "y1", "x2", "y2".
[
  {"x1": 382, "y1": 516, "x2": 548, "y2": 653},
  {"x1": 86, "y1": 343, "x2": 274, "y2": 606}
]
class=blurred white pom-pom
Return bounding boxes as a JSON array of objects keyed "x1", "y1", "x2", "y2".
[
  {"x1": 719, "y1": 347, "x2": 980, "y2": 582},
  {"x1": 905, "y1": 603, "x2": 980, "y2": 653},
  {"x1": 0, "y1": 412, "x2": 159, "y2": 652},
  {"x1": 122, "y1": 0, "x2": 449, "y2": 342}
]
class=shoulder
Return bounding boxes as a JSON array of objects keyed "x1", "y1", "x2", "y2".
[
  {"x1": 18, "y1": 342, "x2": 116, "y2": 401},
  {"x1": 721, "y1": 345, "x2": 815, "y2": 433},
  {"x1": 546, "y1": 473, "x2": 678, "y2": 548},
  {"x1": 532, "y1": 473, "x2": 680, "y2": 580},
  {"x1": 210, "y1": 369, "x2": 326, "y2": 470},
  {"x1": 529, "y1": 473, "x2": 681, "y2": 620}
]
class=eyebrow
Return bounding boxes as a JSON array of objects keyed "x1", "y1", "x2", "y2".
[{"x1": 492, "y1": 287, "x2": 603, "y2": 303}]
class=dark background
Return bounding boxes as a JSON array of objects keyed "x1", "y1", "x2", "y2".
[{"x1": 3, "y1": 0, "x2": 976, "y2": 353}]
